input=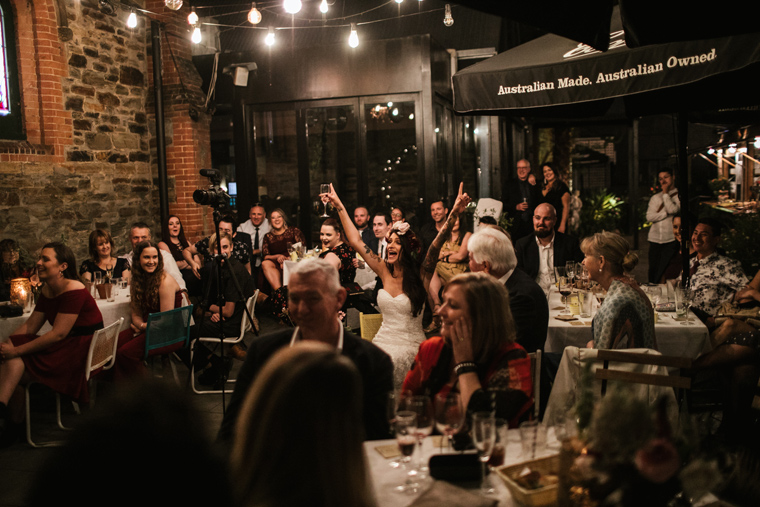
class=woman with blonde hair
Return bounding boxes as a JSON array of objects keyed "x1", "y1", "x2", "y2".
[
  {"x1": 582, "y1": 231, "x2": 656, "y2": 350},
  {"x1": 231, "y1": 342, "x2": 375, "y2": 507},
  {"x1": 402, "y1": 272, "x2": 533, "y2": 427}
]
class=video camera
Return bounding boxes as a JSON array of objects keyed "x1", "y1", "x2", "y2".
[{"x1": 193, "y1": 169, "x2": 230, "y2": 211}]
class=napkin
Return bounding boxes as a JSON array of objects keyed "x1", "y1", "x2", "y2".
[{"x1": 409, "y1": 481, "x2": 498, "y2": 507}]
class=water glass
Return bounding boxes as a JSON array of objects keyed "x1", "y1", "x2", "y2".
[
  {"x1": 675, "y1": 288, "x2": 687, "y2": 318},
  {"x1": 394, "y1": 411, "x2": 419, "y2": 493},
  {"x1": 106, "y1": 280, "x2": 116, "y2": 302},
  {"x1": 519, "y1": 420, "x2": 547, "y2": 460},
  {"x1": 472, "y1": 412, "x2": 497, "y2": 495},
  {"x1": 488, "y1": 418, "x2": 509, "y2": 468}
]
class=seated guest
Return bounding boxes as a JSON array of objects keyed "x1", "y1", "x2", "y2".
[
  {"x1": 1, "y1": 239, "x2": 32, "y2": 301},
  {"x1": 425, "y1": 214, "x2": 472, "y2": 332},
  {"x1": 353, "y1": 206, "x2": 377, "y2": 255},
  {"x1": 231, "y1": 342, "x2": 375, "y2": 507},
  {"x1": 260, "y1": 208, "x2": 306, "y2": 291},
  {"x1": 217, "y1": 259, "x2": 393, "y2": 449},
  {"x1": 184, "y1": 215, "x2": 252, "y2": 275},
  {"x1": 468, "y1": 227, "x2": 549, "y2": 352},
  {"x1": 113, "y1": 241, "x2": 183, "y2": 379},
  {"x1": 319, "y1": 218, "x2": 356, "y2": 285},
  {"x1": 0, "y1": 243, "x2": 103, "y2": 446},
  {"x1": 582, "y1": 232, "x2": 656, "y2": 350},
  {"x1": 515, "y1": 203, "x2": 584, "y2": 294},
  {"x1": 122, "y1": 222, "x2": 186, "y2": 292},
  {"x1": 683, "y1": 217, "x2": 748, "y2": 320},
  {"x1": 237, "y1": 203, "x2": 270, "y2": 276},
  {"x1": 193, "y1": 232, "x2": 255, "y2": 385},
  {"x1": 419, "y1": 199, "x2": 449, "y2": 253},
  {"x1": 391, "y1": 206, "x2": 406, "y2": 225},
  {"x1": 79, "y1": 229, "x2": 130, "y2": 284},
  {"x1": 403, "y1": 272, "x2": 533, "y2": 427},
  {"x1": 158, "y1": 215, "x2": 201, "y2": 296}
]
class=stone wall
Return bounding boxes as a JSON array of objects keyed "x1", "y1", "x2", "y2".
[{"x1": 0, "y1": 0, "x2": 211, "y2": 266}]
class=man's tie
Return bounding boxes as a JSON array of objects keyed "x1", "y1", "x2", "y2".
[
  {"x1": 380, "y1": 243, "x2": 385, "y2": 259},
  {"x1": 254, "y1": 227, "x2": 260, "y2": 251}
]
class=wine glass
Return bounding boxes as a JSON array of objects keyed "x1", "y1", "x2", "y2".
[
  {"x1": 394, "y1": 411, "x2": 419, "y2": 493},
  {"x1": 319, "y1": 183, "x2": 331, "y2": 218},
  {"x1": 472, "y1": 412, "x2": 497, "y2": 495},
  {"x1": 386, "y1": 391, "x2": 404, "y2": 468},
  {"x1": 558, "y1": 277, "x2": 573, "y2": 314},
  {"x1": 565, "y1": 261, "x2": 576, "y2": 284},
  {"x1": 434, "y1": 392, "x2": 463, "y2": 452},
  {"x1": 578, "y1": 263, "x2": 589, "y2": 289},
  {"x1": 403, "y1": 395, "x2": 434, "y2": 476}
]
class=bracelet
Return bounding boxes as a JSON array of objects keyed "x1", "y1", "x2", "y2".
[{"x1": 454, "y1": 361, "x2": 478, "y2": 376}]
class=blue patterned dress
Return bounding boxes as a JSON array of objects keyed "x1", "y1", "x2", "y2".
[{"x1": 592, "y1": 278, "x2": 656, "y2": 350}]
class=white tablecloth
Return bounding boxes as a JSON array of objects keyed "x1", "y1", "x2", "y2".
[
  {"x1": 364, "y1": 430, "x2": 559, "y2": 507},
  {"x1": 0, "y1": 292, "x2": 132, "y2": 343},
  {"x1": 545, "y1": 289, "x2": 711, "y2": 358}
]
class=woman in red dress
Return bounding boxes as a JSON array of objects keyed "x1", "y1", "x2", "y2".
[
  {"x1": 260, "y1": 208, "x2": 306, "y2": 291},
  {"x1": 0, "y1": 242, "x2": 103, "y2": 445},
  {"x1": 113, "y1": 240, "x2": 183, "y2": 379}
]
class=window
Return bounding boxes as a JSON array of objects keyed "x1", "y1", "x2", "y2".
[{"x1": 0, "y1": 0, "x2": 23, "y2": 139}]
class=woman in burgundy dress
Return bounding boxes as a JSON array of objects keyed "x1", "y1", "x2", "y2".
[
  {"x1": 319, "y1": 218, "x2": 356, "y2": 286},
  {"x1": 261, "y1": 208, "x2": 306, "y2": 291},
  {"x1": 113, "y1": 240, "x2": 183, "y2": 379},
  {"x1": 0, "y1": 242, "x2": 103, "y2": 445}
]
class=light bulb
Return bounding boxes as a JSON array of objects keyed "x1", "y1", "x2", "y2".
[
  {"x1": 755, "y1": 137, "x2": 760, "y2": 149},
  {"x1": 248, "y1": 3, "x2": 262, "y2": 24},
  {"x1": 191, "y1": 26, "x2": 202, "y2": 43},
  {"x1": 729, "y1": 143, "x2": 737, "y2": 154},
  {"x1": 165, "y1": 0, "x2": 183, "y2": 11},
  {"x1": 187, "y1": 9, "x2": 198, "y2": 25},
  {"x1": 283, "y1": 0, "x2": 301, "y2": 14},
  {"x1": 444, "y1": 4, "x2": 454, "y2": 26},
  {"x1": 395, "y1": 0, "x2": 403, "y2": 3},
  {"x1": 708, "y1": 148, "x2": 715, "y2": 155},
  {"x1": 127, "y1": 10, "x2": 137, "y2": 28},
  {"x1": 320, "y1": 0, "x2": 328, "y2": 13},
  {"x1": 348, "y1": 23, "x2": 359, "y2": 48},
  {"x1": 265, "y1": 26, "x2": 275, "y2": 46}
]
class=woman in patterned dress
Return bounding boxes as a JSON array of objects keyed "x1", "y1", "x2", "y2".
[{"x1": 582, "y1": 231, "x2": 656, "y2": 350}]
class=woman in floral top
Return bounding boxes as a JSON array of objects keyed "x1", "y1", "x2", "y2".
[{"x1": 582, "y1": 232, "x2": 656, "y2": 350}]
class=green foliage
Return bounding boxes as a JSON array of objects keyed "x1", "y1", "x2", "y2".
[
  {"x1": 708, "y1": 177, "x2": 730, "y2": 195},
  {"x1": 719, "y1": 213, "x2": 760, "y2": 275},
  {"x1": 577, "y1": 189, "x2": 625, "y2": 240}
]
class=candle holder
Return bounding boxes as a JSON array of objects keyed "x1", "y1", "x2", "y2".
[{"x1": 10, "y1": 277, "x2": 31, "y2": 307}]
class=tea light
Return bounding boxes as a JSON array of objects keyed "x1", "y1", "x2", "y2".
[{"x1": 10, "y1": 278, "x2": 31, "y2": 307}]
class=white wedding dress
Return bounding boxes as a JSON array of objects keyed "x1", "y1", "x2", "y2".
[{"x1": 372, "y1": 289, "x2": 426, "y2": 388}]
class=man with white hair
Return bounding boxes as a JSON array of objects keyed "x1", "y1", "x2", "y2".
[
  {"x1": 217, "y1": 258, "x2": 394, "y2": 449},
  {"x1": 468, "y1": 227, "x2": 549, "y2": 352}
]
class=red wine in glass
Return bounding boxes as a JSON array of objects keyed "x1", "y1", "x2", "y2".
[
  {"x1": 488, "y1": 444, "x2": 506, "y2": 467},
  {"x1": 398, "y1": 437, "x2": 417, "y2": 457}
]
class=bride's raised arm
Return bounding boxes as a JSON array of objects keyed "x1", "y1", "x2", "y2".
[{"x1": 321, "y1": 184, "x2": 388, "y2": 277}]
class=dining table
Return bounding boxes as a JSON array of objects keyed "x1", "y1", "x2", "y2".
[
  {"x1": 544, "y1": 288, "x2": 712, "y2": 359},
  {"x1": 364, "y1": 429, "x2": 559, "y2": 507},
  {"x1": 0, "y1": 290, "x2": 132, "y2": 343}
]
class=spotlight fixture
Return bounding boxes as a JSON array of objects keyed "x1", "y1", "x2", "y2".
[
  {"x1": 348, "y1": 23, "x2": 359, "y2": 48},
  {"x1": 165, "y1": 0, "x2": 183, "y2": 11},
  {"x1": 188, "y1": 9, "x2": 198, "y2": 25},
  {"x1": 248, "y1": 3, "x2": 262, "y2": 24}
]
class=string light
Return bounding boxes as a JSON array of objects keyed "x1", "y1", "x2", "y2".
[
  {"x1": 283, "y1": 0, "x2": 301, "y2": 14},
  {"x1": 265, "y1": 26, "x2": 276, "y2": 46},
  {"x1": 395, "y1": 0, "x2": 403, "y2": 3},
  {"x1": 348, "y1": 23, "x2": 359, "y2": 48},
  {"x1": 729, "y1": 143, "x2": 737, "y2": 154},
  {"x1": 248, "y1": 2, "x2": 262, "y2": 24},
  {"x1": 320, "y1": 0, "x2": 328, "y2": 14},
  {"x1": 165, "y1": 0, "x2": 183, "y2": 11},
  {"x1": 755, "y1": 137, "x2": 760, "y2": 149},
  {"x1": 443, "y1": 4, "x2": 453, "y2": 26},
  {"x1": 127, "y1": 9, "x2": 137, "y2": 28},
  {"x1": 191, "y1": 25, "x2": 202, "y2": 43},
  {"x1": 187, "y1": 9, "x2": 198, "y2": 25}
]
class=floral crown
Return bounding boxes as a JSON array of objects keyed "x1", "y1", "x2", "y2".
[{"x1": 386, "y1": 222, "x2": 410, "y2": 238}]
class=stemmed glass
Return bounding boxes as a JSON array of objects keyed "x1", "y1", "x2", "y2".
[
  {"x1": 394, "y1": 411, "x2": 419, "y2": 493},
  {"x1": 558, "y1": 277, "x2": 573, "y2": 314},
  {"x1": 386, "y1": 391, "x2": 405, "y2": 468},
  {"x1": 403, "y1": 395, "x2": 434, "y2": 477},
  {"x1": 680, "y1": 287, "x2": 694, "y2": 325},
  {"x1": 319, "y1": 183, "x2": 331, "y2": 218},
  {"x1": 434, "y1": 392, "x2": 464, "y2": 452},
  {"x1": 578, "y1": 263, "x2": 589, "y2": 289},
  {"x1": 565, "y1": 261, "x2": 576, "y2": 285},
  {"x1": 472, "y1": 412, "x2": 497, "y2": 495}
]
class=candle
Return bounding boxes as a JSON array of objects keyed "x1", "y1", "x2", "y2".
[{"x1": 10, "y1": 278, "x2": 31, "y2": 307}]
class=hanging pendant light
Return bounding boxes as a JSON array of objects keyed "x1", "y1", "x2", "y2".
[
  {"x1": 127, "y1": 10, "x2": 138, "y2": 28},
  {"x1": 348, "y1": 23, "x2": 359, "y2": 48},
  {"x1": 187, "y1": 9, "x2": 198, "y2": 25},
  {"x1": 443, "y1": 4, "x2": 454, "y2": 26},
  {"x1": 248, "y1": 3, "x2": 262, "y2": 24},
  {"x1": 283, "y1": 0, "x2": 301, "y2": 14},
  {"x1": 265, "y1": 26, "x2": 276, "y2": 46},
  {"x1": 320, "y1": 0, "x2": 328, "y2": 13},
  {"x1": 165, "y1": 0, "x2": 183, "y2": 11},
  {"x1": 191, "y1": 25, "x2": 202, "y2": 43}
]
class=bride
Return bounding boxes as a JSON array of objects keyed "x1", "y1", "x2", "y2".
[{"x1": 322, "y1": 185, "x2": 427, "y2": 387}]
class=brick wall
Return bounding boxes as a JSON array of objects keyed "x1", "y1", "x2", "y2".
[{"x1": 0, "y1": 0, "x2": 211, "y2": 265}]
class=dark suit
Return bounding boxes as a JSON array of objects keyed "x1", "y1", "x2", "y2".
[
  {"x1": 504, "y1": 269, "x2": 549, "y2": 353},
  {"x1": 419, "y1": 221, "x2": 439, "y2": 254},
  {"x1": 504, "y1": 179, "x2": 541, "y2": 241},
  {"x1": 360, "y1": 227, "x2": 378, "y2": 256},
  {"x1": 515, "y1": 231, "x2": 584, "y2": 281},
  {"x1": 217, "y1": 328, "x2": 394, "y2": 449}
]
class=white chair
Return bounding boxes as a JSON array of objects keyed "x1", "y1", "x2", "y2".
[
  {"x1": 190, "y1": 290, "x2": 258, "y2": 394},
  {"x1": 25, "y1": 318, "x2": 124, "y2": 448},
  {"x1": 474, "y1": 198, "x2": 503, "y2": 229}
]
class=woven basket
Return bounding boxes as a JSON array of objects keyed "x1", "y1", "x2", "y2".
[{"x1": 495, "y1": 454, "x2": 560, "y2": 507}]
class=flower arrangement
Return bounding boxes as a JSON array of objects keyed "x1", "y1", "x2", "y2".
[{"x1": 708, "y1": 177, "x2": 731, "y2": 196}]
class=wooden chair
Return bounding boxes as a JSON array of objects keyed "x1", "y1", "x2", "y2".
[
  {"x1": 143, "y1": 305, "x2": 194, "y2": 385},
  {"x1": 360, "y1": 313, "x2": 383, "y2": 341},
  {"x1": 594, "y1": 349, "x2": 692, "y2": 401},
  {"x1": 190, "y1": 291, "x2": 258, "y2": 394},
  {"x1": 24, "y1": 318, "x2": 124, "y2": 448}
]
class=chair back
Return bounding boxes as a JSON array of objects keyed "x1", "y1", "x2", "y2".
[
  {"x1": 528, "y1": 349, "x2": 542, "y2": 420},
  {"x1": 241, "y1": 290, "x2": 259, "y2": 336},
  {"x1": 144, "y1": 305, "x2": 194, "y2": 359},
  {"x1": 85, "y1": 317, "x2": 124, "y2": 381},
  {"x1": 594, "y1": 349, "x2": 692, "y2": 395},
  {"x1": 360, "y1": 313, "x2": 383, "y2": 341}
]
